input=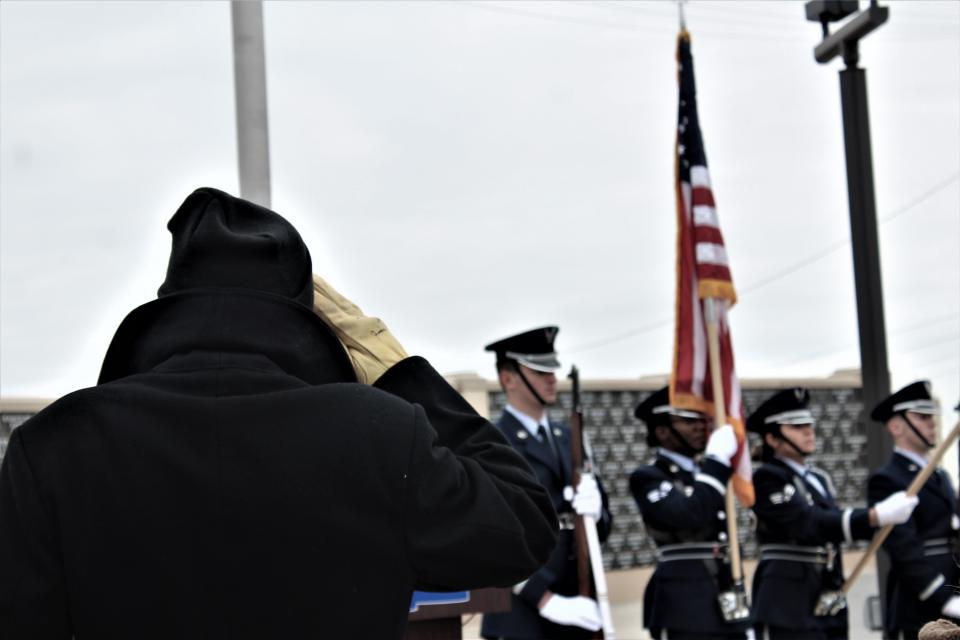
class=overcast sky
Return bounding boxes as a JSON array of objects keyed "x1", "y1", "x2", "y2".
[{"x1": 1, "y1": 1, "x2": 958, "y2": 418}]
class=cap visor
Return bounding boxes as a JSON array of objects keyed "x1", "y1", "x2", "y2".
[{"x1": 514, "y1": 354, "x2": 561, "y2": 372}]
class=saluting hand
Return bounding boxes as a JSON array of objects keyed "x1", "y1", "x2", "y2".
[{"x1": 312, "y1": 274, "x2": 408, "y2": 383}]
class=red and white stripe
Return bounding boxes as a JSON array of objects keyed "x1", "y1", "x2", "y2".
[{"x1": 671, "y1": 162, "x2": 754, "y2": 507}]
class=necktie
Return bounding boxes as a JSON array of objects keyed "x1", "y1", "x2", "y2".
[
  {"x1": 537, "y1": 424, "x2": 550, "y2": 444},
  {"x1": 538, "y1": 424, "x2": 564, "y2": 478},
  {"x1": 803, "y1": 470, "x2": 828, "y2": 498}
]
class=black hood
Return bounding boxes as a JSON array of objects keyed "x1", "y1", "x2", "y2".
[
  {"x1": 157, "y1": 187, "x2": 314, "y2": 307},
  {"x1": 99, "y1": 188, "x2": 355, "y2": 385}
]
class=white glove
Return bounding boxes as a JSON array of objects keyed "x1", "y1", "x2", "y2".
[
  {"x1": 572, "y1": 474, "x2": 602, "y2": 521},
  {"x1": 873, "y1": 491, "x2": 919, "y2": 527},
  {"x1": 539, "y1": 594, "x2": 602, "y2": 631},
  {"x1": 942, "y1": 595, "x2": 960, "y2": 619},
  {"x1": 705, "y1": 424, "x2": 738, "y2": 463}
]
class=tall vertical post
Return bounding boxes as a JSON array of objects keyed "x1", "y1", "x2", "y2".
[
  {"x1": 838, "y1": 44, "x2": 893, "y2": 482},
  {"x1": 231, "y1": 1, "x2": 272, "y2": 208},
  {"x1": 838, "y1": 43, "x2": 893, "y2": 622},
  {"x1": 807, "y1": 1, "x2": 891, "y2": 625}
]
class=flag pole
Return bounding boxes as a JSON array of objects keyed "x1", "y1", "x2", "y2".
[
  {"x1": 231, "y1": 1, "x2": 272, "y2": 208},
  {"x1": 704, "y1": 297, "x2": 743, "y2": 585}
]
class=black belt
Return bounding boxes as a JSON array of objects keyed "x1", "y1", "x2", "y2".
[
  {"x1": 656, "y1": 542, "x2": 729, "y2": 563},
  {"x1": 923, "y1": 537, "x2": 954, "y2": 557},
  {"x1": 759, "y1": 543, "x2": 838, "y2": 569}
]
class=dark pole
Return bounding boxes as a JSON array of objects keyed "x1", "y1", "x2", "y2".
[
  {"x1": 838, "y1": 40, "x2": 893, "y2": 630},
  {"x1": 837, "y1": 42, "x2": 893, "y2": 486},
  {"x1": 806, "y1": 0, "x2": 892, "y2": 629}
]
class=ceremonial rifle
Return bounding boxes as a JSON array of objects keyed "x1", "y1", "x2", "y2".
[
  {"x1": 568, "y1": 366, "x2": 615, "y2": 638},
  {"x1": 815, "y1": 418, "x2": 960, "y2": 616}
]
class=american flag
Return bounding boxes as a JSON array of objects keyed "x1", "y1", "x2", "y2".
[{"x1": 669, "y1": 30, "x2": 754, "y2": 507}]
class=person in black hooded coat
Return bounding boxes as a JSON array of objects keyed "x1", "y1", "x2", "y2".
[{"x1": 0, "y1": 188, "x2": 558, "y2": 640}]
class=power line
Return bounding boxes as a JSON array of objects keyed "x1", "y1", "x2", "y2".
[
  {"x1": 459, "y1": 1, "x2": 815, "y2": 43},
  {"x1": 566, "y1": 173, "x2": 959, "y2": 354},
  {"x1": 910, "y1": 350, "x2": 960, "y2": 370},
  {"x1": 579, "y1": 0, "x2": 802, "y2": 27},
  {"x1": 896, "y1": 333, "x2": 960, "y2": 355},
  {"x1": 572, "y1": 1, "x2": 679, "y2": 20},
  {"x1": 923, "y1": 362, "x2": 959, "y2": 377},
  {"x1": 736, "y1": 239, "x2": 848, "y2": 297},
  {"x1": 759, "y1": 313, "x2": 960, "y2": 369},
  {"x1": 460, "y1": 0, "x2": 958, "y2": 46},
  {"x1": 565, "y1": 315, "x2": 673, "y2": 353},
  {"x1": 879, "y1": 173, "x2": 960, "y2": 223},
  {"x1": 685, "y1": 1, "x2": 811, "y2": 24},
  {"x1": 885, "y1": 312, "x2": 959, "y2": 337},
  {"x1": 585, "y1": 0, "x2": 958, "y2": 36},
  {"x1": 765, "y1": 331, "x2": 959, "y2": 371},
  {"x1": 738, "y1": 173, "x2": 959, "y2": 297},
  {"x1": 460, "y1": 1, "x2": 668, "y2": 34}
]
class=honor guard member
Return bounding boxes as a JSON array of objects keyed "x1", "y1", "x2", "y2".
[
  {"x1": 868, "y1": 381, "x2": 960, "y2": 640},
  {"x1": 480, "y1": 327, "x2": 612, "y2": 640},
  {"x1": 747, "y1": 388, "x2": 918, "y2": 640},
  {"x1": 629, "y1": 386, "x2": 751, "y2": 640}
]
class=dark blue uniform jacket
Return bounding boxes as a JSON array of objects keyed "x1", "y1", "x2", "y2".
[
  {"x1": 751, "y1": 458, "x2": 873, "y2": 633},
  {"x1": 868, "y1": 452, "x2": 960, "y2": 637},
  {"x1": 481, "y1": 410, "x2": 611, "y2": 640},
  {"x1": 630, "y1": 451, "x2": 750, "y2": 636}
]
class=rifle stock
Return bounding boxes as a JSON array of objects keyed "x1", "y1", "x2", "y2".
[{"x1": 568, "y1": 366, "x2": 616, "y2": 638}]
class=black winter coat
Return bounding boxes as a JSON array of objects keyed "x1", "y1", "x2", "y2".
[{"x1": 0, "y1": 290, "x2": 558, "y2": 639}]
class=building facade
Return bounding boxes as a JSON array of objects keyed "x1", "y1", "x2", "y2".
[{"x1": 0, "y1": 369, "x2": 880, "y2": 570}]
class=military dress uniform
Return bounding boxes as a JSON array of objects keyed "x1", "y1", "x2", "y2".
[
  {"x1": 748, "y1": 388, "x2": 876, "y2": 640},
  {"x1": 630, "y1": 387, "x2": 750, "y2": 640},
  {"x1": 480, "y1": 328, "x2": 612, "y2": 640},
  {"x1": 867, "y1": 382, "x2": 960, "y2": 640}
]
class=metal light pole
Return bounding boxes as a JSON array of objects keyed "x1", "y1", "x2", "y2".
[
  {"x1": 806, "y1": 0, "x2": 891, "y2": 628},
  {"x1": 231, "y1": 1, "x2": 272, "y2": 208}
]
